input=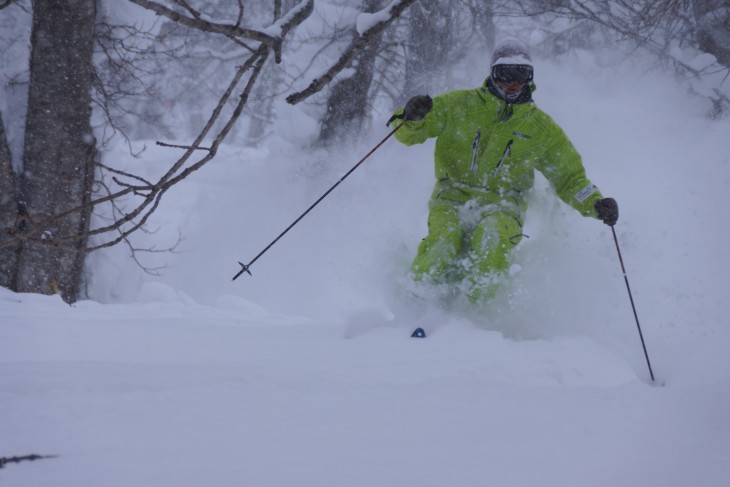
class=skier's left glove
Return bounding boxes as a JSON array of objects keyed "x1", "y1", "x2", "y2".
[{"x1": 594, "y1": 197, "x2": 619, "y2": 226}]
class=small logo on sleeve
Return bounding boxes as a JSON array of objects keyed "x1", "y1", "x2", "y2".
[{"x1": 575, "y1": 183, "x2": 598, "y2": 203}]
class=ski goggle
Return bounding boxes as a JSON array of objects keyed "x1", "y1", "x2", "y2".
[{"x1": 491, "y1": 64, "x2": 534, "y2": 84}]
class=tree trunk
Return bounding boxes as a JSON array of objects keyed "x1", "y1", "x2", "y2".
[
  {"x1": 246, "y1": 63, "x2": 280, "y2": 145},
  {"x1": 0, "y1": 113, "x2": 19, "y2": 290},
  {"x1": 403, "y1": 0, "x2": 446, "y2": 99},
  {"x1": 694, "y1": 0, "x2": 730, "y2": 69},
  {"x1": 317, "y1": 0, "x2": 384, "y2": 146},
  {"x1": 14, "y1": 0, "x2": 97, "y2": 302}
]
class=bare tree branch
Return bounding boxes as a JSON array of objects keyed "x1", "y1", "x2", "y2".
[
  {"x1": 86, "y1": 50, "x2": 271, "y2": 252},
  {"x1": 286, "y1": 0, "x2": 417, "y2": 104},
  {"x1": 1, "y1": 0, "x2": 319, "y2": 256},
  {"x1": 86, "y1": 49, "x2": 267, "y2": 248},
  {"x1": 127, "y1": 0, "x2": 277, "y2": 44},
  {"x1": 0, "y1": 0, "x2": 19, "y2": 10},
  {"x1": 169, "y1": 0, "x2": 200, "y2": 19},
  {"x1": 236, "y1": 0, "x2": 245, "y2": 27},
  {"x1": 0, "y1": 454, "x2": 57, "y2": 468},
  {"x1": 155, "y1": 141, "x2": 211, "y2": 151},
  {"x1": 98, "y1": 162, "x2": 154, "y2": 188}
]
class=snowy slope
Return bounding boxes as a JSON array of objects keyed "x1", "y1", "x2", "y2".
[
  {"x1": 1, "y1": 287, "x2": 729, "y2": 487},
  {"x1": 2, "y1": 51, "x2": 730, "y2": 486}
]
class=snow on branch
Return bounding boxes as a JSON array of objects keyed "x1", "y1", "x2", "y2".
[
  {"x1": 128, "y1": 0, "x2": 313, "y2": 63},
  {"x1": 355, "y1": 0, "x2": 405, "y2": 35},
  {"x1": 267, "y1": 0, "x2": 314, "y2": 63},
  {"x1": 127, "y1": 0, "x2": 264, "y2": 44},
  {"x1": 285, "y1": 0, "x2": 417, "y2": 105},
  {"x1": 262, "y1": 0, "x2": 314, "y2": 39}
]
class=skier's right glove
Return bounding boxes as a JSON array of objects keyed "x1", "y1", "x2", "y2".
[
  {"x1": 594, "y1": 197, "x2": 619, "y2": 226},
  {"x1": 403, "y1": 95, "x2": 433, "y2": 121}
]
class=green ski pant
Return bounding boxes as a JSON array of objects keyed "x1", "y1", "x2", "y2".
[{"x1": 411, "y1": 198, "x2": 523, "y2": 303}]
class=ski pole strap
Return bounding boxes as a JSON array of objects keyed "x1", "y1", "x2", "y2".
[{"x1": 386, "y1": 112, "x2": 405, "y2": 126}]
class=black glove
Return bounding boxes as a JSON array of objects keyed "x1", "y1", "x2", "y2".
[
  {"x1": 403, "y1": 95, "x2": 433, "y2": 121},
  {"x1": 594, "y1": 197, "x2": 619, "y2": 226}
]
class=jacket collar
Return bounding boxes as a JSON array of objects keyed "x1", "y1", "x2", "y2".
[
  {"x1": 481, "y1": 78, "x2": 536, "y2": 122},
  {"x1": 485, "y1": 77, "x2": 534, "y2": 104}
]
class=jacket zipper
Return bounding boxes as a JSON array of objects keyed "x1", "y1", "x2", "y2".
[
  {"x1": 492, "y1": 139, "x2": 513, "y2": 177},
  {"x1": 470, "y1": 129, "x2": 481, "y2": 175}
]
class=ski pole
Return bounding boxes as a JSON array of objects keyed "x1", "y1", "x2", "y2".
[
  {"x1": 610, "y1": 225, "x2": 655, "y2": 382},
  {"x1": 232, "y1": 124, "x2": 403, "y2": 280}
]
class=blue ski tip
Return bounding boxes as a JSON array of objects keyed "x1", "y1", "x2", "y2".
[{"x1": 411, "y1": 327, "x2": 426, "y2": 338}]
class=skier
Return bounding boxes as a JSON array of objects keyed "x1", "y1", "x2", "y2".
[{"x1": 389, "y1": 38, "x2": 618, "y2": 305}]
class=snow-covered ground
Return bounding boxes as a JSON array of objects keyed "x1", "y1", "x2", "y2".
[{"x1": 2, "y1": 50, "x2": 730, "y2": 485}]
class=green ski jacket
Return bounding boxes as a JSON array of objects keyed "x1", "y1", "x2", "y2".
[{"x1": 391, "y1": 80, "x2": 603, "y2": 221}]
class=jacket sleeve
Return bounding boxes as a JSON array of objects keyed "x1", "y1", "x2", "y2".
[
  {"x1": 389, "y1": 95, "x2": 448, "y2": 146},
  {"x1": 536, "y1": 119, "x2": 603, "y2": 218}
]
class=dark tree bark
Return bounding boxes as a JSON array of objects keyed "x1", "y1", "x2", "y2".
[
  {"x1": 0, "y1": 113, "x2": 19, "y2": 290},
  {"x1": 317, "y1": 0, "x2": 385, "y2": 146},
  {"x1": 694, "y1": 0, "x2": 730, "y2": 69},
  {"x1": 403, "y1": 0, "x2": 447, "y2": 99},
  {"x1": 13, "y1": 0, "x2": 97, "y2": 301}
]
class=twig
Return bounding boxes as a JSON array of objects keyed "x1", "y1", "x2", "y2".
[
  {"x1": 0, "y1": 454, "x2": 57, "y2": 469},
  {"x1": 0, "y1": 0, "x2": 19, "y2": 10},
  {"x1": 156, "y1": 141, "x2": 212, "y2": 151},
  {"x1": 127, "y1": 0, "x2": 276, "y2": 45}
]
